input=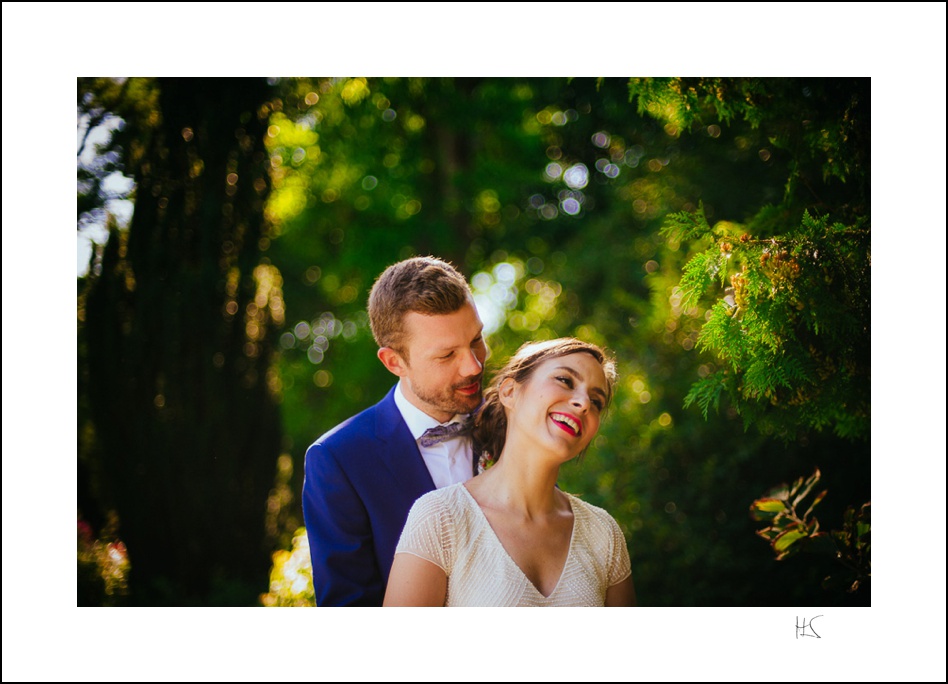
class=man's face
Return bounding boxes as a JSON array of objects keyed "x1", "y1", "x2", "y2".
[{"x1": 391, "y1": 301, "x2": 488, "y2": 423}]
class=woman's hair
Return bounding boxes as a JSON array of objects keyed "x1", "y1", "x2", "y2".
[
  {"x1": 472, "y1": 337, "x2": 617, "y2": 464},
  {"x1": 367, "y1": 256, "x2": 473, "y2": 357}
]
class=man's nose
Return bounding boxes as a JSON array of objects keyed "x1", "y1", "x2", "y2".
[{"x1": 460, "y1": 348, "x2": 484, "y2": 376}]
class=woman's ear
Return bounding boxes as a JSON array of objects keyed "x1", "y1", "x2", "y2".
[{"x1": 498, "y1": 377, "x2": 518, "y2": 409}]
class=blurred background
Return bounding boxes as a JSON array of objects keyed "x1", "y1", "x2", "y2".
[{"x1": 76, "y1": 76, "x2": 870, "y2": 607}]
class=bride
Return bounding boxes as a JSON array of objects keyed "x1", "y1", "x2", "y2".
[{"x1": 383, "y1": 337, "x2": 636, "y2": 607}]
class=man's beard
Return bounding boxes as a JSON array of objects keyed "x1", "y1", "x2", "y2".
[{"x1": 413, "y1": 375, "x2": 483, "y2": 416}]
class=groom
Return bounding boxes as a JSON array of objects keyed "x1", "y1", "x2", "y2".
[{"x1": 302, "y1": 256, "x2": 488, "y2": 606}]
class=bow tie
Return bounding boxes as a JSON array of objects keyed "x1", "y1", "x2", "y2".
[{"x1": 419, "y1": 421, "x2": 468, "y2": 448}]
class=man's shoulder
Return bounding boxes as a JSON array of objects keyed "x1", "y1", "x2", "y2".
[
  {"x1": 310, "y1": 387, "x2": 399, "y2": 450},
  {"x1": 315, "y1": 405, "x2": 376, "y2": 444}
]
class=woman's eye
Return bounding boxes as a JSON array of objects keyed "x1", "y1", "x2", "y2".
[{"x1": 556, "y1": 376, "x2": 572, "y2": 387}]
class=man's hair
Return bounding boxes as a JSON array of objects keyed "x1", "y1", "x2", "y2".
[{"x1": 368, "y1": 256, "x2": 473, "y2": 355}]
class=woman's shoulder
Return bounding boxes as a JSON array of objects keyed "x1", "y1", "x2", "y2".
[
  {"x1": 399, "y1": 483, "x2": 477, "y2": 561},
  {"x1": 410, "y1": 482, "x2": 470, "y2": 514},
  {"x1": 563, "y1": 491, "x2": 621, "y2": 529}
]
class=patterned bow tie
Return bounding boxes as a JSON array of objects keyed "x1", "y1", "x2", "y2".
[{"x1": 419, "y1": 421, "x2": 468, "y2": 448}]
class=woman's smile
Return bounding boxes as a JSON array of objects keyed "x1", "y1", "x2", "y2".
[{"x1": 549, "y1": 412, "x2": 582, "y2": 436}]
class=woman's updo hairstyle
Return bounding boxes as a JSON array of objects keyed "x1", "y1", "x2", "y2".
[{"x1": 472, "y1": 337, "x2": 617, "y2": 466}]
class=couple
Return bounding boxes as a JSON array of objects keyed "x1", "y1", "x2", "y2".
[{"x1": 302, "y1": 256, "x2": 636, "y2": 607}]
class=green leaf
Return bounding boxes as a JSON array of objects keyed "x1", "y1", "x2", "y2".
[
  {"x1": 773, "y1": 523, "x2": 808, "y2": 554},
  {"x1": 683, "y1": 372, "x2": 726, "y2": 420},
  {"x1": 750, "y1": 497, "x2": 786, "y2": 521},
  {"x1": 792, "y1": 469, "x2": 821, "y2": 508},
  {"x1": 678, "y1": 250, "x2": 718, "y2": 309},
  {"x1": 660, "y1": 202, "x2": 711, "y2": 243}
]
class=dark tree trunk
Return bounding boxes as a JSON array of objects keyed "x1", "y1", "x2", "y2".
[{"x1": 85, "y1": 77, "x2": 281, "y2": 605}]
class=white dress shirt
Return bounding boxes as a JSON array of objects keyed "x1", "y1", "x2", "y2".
[{"x1": 393, "y1": 380, "x2": 475, "y2": 489}]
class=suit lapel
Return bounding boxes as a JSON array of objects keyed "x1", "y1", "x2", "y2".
[{"x1": 375, "y1": 387, "x2": 435, "y2": 497}]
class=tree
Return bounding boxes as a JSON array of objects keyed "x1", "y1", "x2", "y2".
[{"x1": 79, "y1": 78, "x2": 283, "y2": 604}]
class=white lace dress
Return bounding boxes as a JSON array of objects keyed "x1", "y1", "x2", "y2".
[{"x1": 394, "y1": 482, "x2": 631, "y2": 606}]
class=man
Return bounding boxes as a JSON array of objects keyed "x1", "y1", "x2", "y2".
[{"x1": 302, "y1": 256, "x2": 489, "y2": 606}]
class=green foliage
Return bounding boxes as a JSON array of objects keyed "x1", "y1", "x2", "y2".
[
  {"x1": 664, "y1": 208, "x2": 870, "y2": 441},
  {"x1": 641, "y1": 76, "x2": 871, "y2": 443},
  {"x1": 629, "y1": 77, "x2": 870, "y2": 192},
  {"x1": 750, "y1": 470, "x2": 870, "y2": 593},
  {"x1": 627, "y1": 77, "x2": 766, "y2": 130},
  {"x1": 682, "y1": 370, "x2": 726, "y2": 420},
  {"x1": 661, "y1": 202, "x2": 712, "y2": 244},
  {"x1": 823, "y1": 503, "x2": 872, "y2": 593},
  {"x1": 677, "y1": 250, "x2": 727, "y2": 311},
  {"x1": 624, "y1": 78, "x2": 871, "y2": 602}
]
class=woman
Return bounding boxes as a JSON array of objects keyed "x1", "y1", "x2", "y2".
[{"x1": 383, "y1": 338, "x2": 636, "y2": 607}]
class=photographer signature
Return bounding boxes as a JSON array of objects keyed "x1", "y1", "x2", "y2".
[{"x1": 796, "y1": 615, "x2": 823, "y2": 639}]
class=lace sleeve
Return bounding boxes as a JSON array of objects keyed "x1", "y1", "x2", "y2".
[
  {"x1": 607, "y1": 514, "x2": 632, "y2": 586},
  {"x1": 394, "y1": 491, "x2": 455, "y2": 574}
]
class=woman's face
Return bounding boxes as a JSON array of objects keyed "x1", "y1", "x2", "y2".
[{"x1": 503, "y1": 351, "x2": 608, "y2": 460}]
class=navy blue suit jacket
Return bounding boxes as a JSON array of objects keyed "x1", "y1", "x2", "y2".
[{"x1": 302, "y1": 386, "x2": 437, "y2": 606}]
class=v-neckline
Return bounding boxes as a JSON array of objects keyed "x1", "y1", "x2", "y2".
[{"x1": 459, "y1": 483, "x2": 576, "y2": 599}]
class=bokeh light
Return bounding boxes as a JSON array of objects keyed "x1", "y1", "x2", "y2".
[
  {"x1": 563, "y1": 163, "x2": 588, "y2": 189},
  {"x1": 592, "y1": 131, "x2": 610, "y2": 148},
  {"x1": 560, "y1": 197, "x2": 581, "y2": 215},
  {"x1": 538, "y1": 203, "x2": 558, "y2": 220}
]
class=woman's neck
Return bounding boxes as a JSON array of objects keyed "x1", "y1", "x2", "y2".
[{"x1": 475, "y1": 437, "x2": 565, "y2": 518}]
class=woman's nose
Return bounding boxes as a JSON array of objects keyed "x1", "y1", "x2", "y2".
[{"x1": 570, "y1": 392, "x2": 589, "y2": 412}]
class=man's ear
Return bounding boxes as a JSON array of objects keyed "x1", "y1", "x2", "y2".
[{"x1": 378, "y1": 347, "x2": 408, "y2": 377}]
